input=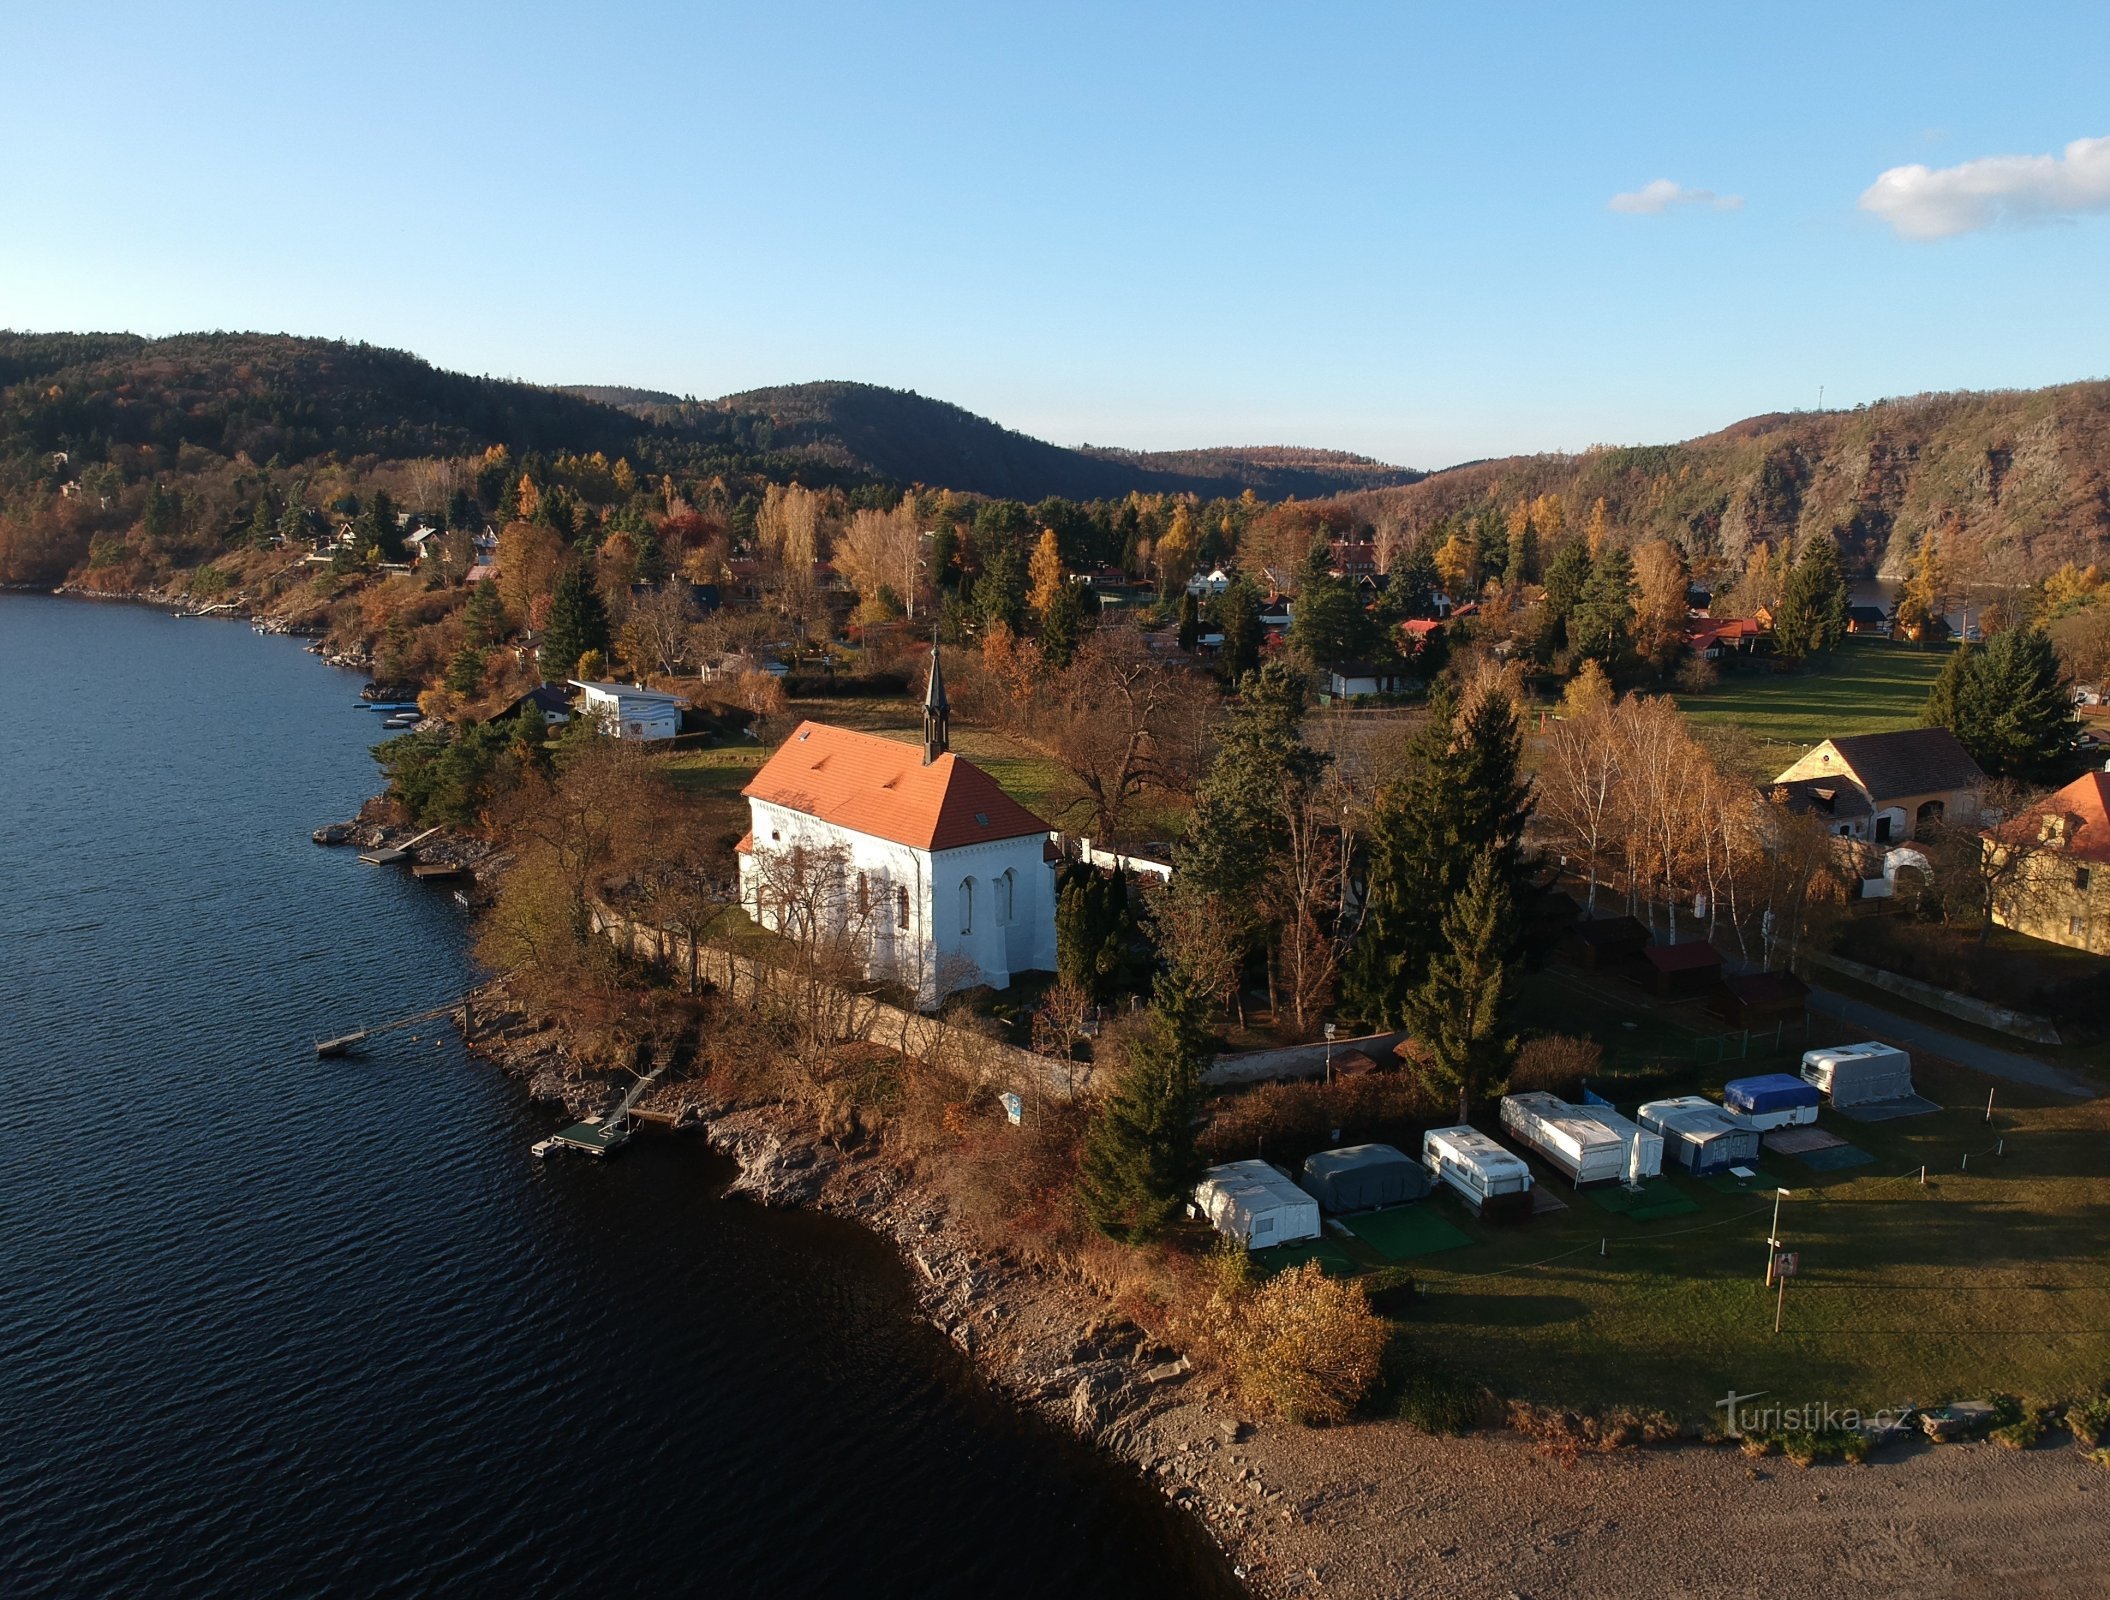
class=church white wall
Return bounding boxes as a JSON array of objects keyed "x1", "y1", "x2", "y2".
[{"x1": 741, "y1": 797, "x2": 1056, "y2": 1008}]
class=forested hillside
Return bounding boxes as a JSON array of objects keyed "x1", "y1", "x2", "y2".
[
  {"x1": 585, "y1": 379, "x2": 1422, "y2": 501},
  {"x1": 1334, "y1": 384, "x2": 2110, "y2": 584}
]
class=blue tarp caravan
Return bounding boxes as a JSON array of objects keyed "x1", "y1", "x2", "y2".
[{"x1": 1722, "y1": 1073, "x2": 1823, "y2": 1130}]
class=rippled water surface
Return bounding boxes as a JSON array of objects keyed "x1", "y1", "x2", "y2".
[{"x1": 0, "y1": 596, "x2": 1233, "y2": 1598}]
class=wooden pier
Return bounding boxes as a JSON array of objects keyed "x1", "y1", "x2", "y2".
[{"x1": 312, "y1": 998, "x2": 465, "y2": 1058}]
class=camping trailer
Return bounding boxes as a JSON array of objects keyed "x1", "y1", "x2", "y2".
[
  {"x1": 1193, "y1": 1160, "x2": 1322, "y2": 1247},
  {"x1": 1500, "y1": 1092, "x2": 1629, "y2": 1186},
  {"x1": 1570, "y1": 1102, "x2": 1666, "y2": 1182},
  {"x1": 1638, "y1": 1096, "x2": 1762, "y2": 1175},
  {"x1": 1298, "y1": 1144, "x2": 1429, "y2": 1213},
  {"x1": 1422, "y1": 1126, "x2": 1534, "y2": 1222},
  {"x1": 1722, "y1": 1073, "x2": 1823, "y2": 1130},
  {"x1": 1800, "y1": 1043, "x2": 1914, "y2": 1107}
]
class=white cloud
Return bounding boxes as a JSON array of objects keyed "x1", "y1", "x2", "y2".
[
  {"x1": 1608, "y1": 179, "x2": 1743, "y2": 215},
  {"x1": 1860, "y1": 134, "x2": 2110, "y2": 240}
]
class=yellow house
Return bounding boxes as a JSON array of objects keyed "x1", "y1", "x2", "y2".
[
  {"x1": 1984, "y1": 770, "x2": 2110, "y2": 955},
  {"x1": 1770, "y1": 728, "x2": 1986, "y2": 845}
]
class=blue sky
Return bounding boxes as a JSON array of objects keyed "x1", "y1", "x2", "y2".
[{"x1": 4, "y1": 2, "x2": 2108, "y2": 468}]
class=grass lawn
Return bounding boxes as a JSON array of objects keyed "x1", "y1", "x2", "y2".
[
  {"x1": 1342, "y1": 1050, "x2": 2110, "y2": 1420},
  {"x1": 1676, "y1": 637, "x2": 1955, "y2": 774}
]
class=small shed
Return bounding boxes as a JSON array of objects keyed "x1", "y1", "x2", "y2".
[
  {"x1": 1800, "y1": 1043, "x2": 1914, "y2": 1107},
  {"x1": 1711, "y1": 971, "x2": 1809, "y2": 1030},
  {"x1": 1299, "y1": 1144, "x2": 1429, "y2": 1213},
  {"x1": 1638, "y1": 1096, "x2": 1762, "y2": 1175},
  {"x1": 1643, "y1": 940, "x2": 1724, "y2": 998},
  {"x1": 1565, "y1": 915, "x2": 1650, "y2": 970},
  {"x1": 1193, "y1": 1160, "x2": 1322, "y2": 1247},
  {"x1": 1722, "y1": 1073, "x2": 1822, "y2": 1130},
  {"x1": 1422, "y1": 1126, "x2": 1534, "y2": 1223}
]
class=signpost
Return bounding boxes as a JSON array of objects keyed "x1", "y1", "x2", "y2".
[
  {"x1": 1323, "y1": 1021, "x2": 1337, "y2": 1086},
  {"x1": 1773, "y1": 1250, "x2": 1798, "y2": 1334}
]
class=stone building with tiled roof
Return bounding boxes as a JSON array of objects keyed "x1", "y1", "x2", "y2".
[
  {"x1": 1770, "y1": 727, "x2": 1986, "y2": 844},
  {"x1": 737, "y1": 651, "x2": 1058, "y2": 1005},
  {"x1": 1984, "y1": 769, "x2": 2110, "y2": 954}
]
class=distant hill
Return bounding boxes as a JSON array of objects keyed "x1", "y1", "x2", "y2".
[
  {"x1": 572, "y1": 379, "x2": 1424, "y2": 501},
  {"x1": 1332, "y1": 384, "x2": 2110, "y2": 581}
]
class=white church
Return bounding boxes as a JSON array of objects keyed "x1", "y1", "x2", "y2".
[{"x1": 736, "y1": 651, "x2": 1059, "y2": 1006}]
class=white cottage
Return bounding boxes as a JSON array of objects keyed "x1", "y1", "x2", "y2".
[
  {"x1": 736, "y1": 653, "x2": 1058, "y2": 1007},
  {"x1": 570, "y1": 679, "x2": 682, "y2": 741}
]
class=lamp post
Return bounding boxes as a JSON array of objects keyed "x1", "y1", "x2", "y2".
[
  {"x1": 1324, "y1": 1021, "x2": 1337, "y2": 1087},
  {"x1": 1764, "y1": 1186, "x2": 1791, "y2": 1284}
]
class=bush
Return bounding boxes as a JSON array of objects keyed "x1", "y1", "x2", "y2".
[
  {"x1": 2065, "y1": 1391, "x2": 2110, "y2": 1447},
  {"x1": 1508, "y1": 1034, "x2": 1603, "y2": 1097},
  {"x1": 1992, "y1": 1411, "x2": 2047, "y2": 1450},
  {"x1": 1392, "y1": 1366, "x2": 1496, "y2": 1435},
  {"x1": 1223, "y1": 1261, "x2": 1388, "y2": 1425}
]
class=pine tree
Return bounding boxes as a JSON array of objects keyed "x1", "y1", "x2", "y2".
[
  {"x1": 246, "y1": 491, "x2": 276, "y2": 550},
  {"x1": 1056, "y1": 863, "x2": 1135, "y2": 999},
  {"x1": 445, "y1": 643, "x2": 488, "y2": 698},
  {"x1": 462, "y1": 577, "x2": 506, "y2": 647},
  {"x1": 1954, "y1": 625, "x2": 2080, "y2": 779},
  {"x1": 1569, "y1": 545, "x2": 1634, "y2": 663},
  {"x1": 973, "y1": 534, "x2": 1027, "y2": 636},
  {"x1": 1341, "y1": 682, "x2": 1531, "y2": 1027},
  {"x1": 1287, "y1": 537, "x2": 1368, "y2": 666},
  {"x1": 1773, "y1": 534, "x2": 1849, "y2": 661},
  {"x1": 1041, "y1": 579, "x2": 1087, "y2": 670},
  {"x1": 1175, "y1": 663, "x2": 1323, "y2": 988},
  {"x1": 1541, "y1": 539, "x2": 1592, "y2": 643},
  {"x1": 1401, "y1": 851, "x2": 1519, "y2": 1124},
  {"x1": 1920, "y1": 640, "x2": 1973, "y2": 735},
  {"x1": 1177, "y1": 588, "x2": 1200, "y2": 653},
  {"x1": 539, "y1": 558, "x2": 612, "y2": 682},
  {"x1": 278, "y1": 496, "x2": 308, "y2": 549},
  {"x1": 1211, "y1": 575, "x2": 1263, "y2": 682},
  {"x1": 1077, "y1": 972, "x2": 1211, "y2": 1241}
]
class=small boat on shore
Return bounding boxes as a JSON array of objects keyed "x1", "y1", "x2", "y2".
[{"x1": 382, "y1": 714, "x2": 420, "y2": 729}]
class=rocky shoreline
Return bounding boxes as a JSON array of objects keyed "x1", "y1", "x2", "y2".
[{"x1": 457, "y1": 988, "x2": 2103, "y2": 1600}]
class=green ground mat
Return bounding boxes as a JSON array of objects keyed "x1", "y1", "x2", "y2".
[
  {"x1": 1251, "y1": 1238, "x2": 1359, "y2": 1276},
  {"x1": 1341, "y1": 1205, "x2": 1473, "y2": 1260},
  {"x1": 1585, "y1": 1182, "x2": 1700, "y2": 1220},
  {"x1": 1794, "y1": 1143, "x2": 1875, "y2": 1171}
]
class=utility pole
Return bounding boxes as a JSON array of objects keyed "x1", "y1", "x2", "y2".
[{"x1": 1764, "y1": 1186, "x2": 1791, "y2": 1284}]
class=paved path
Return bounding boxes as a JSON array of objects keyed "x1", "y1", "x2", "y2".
[{"x1": 1808, "y1": 984, "x2": 2098, "y2": 1099}]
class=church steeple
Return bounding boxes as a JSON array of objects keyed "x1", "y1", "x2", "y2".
[{"x1": 922, "y1": 645, "x2": 950, "y2": 765}]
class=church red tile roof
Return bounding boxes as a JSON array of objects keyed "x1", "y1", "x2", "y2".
[{"x1": 742, "y1": 721, "x2": 1051, "y2": 852}]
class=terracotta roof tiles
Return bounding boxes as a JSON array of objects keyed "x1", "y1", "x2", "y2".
[{"x1": 742, "y1": 721, "x2": 1050, "y2": 852}]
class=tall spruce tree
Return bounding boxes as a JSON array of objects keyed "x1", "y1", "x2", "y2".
[
  {"x1": 1773, "y1": 534, "x2": 1850, "y2": 661},
  {"x1": 1342, "y1": 682, "x2": 1532, "y2": 1027},
  {"x1": 1040, "y1": 578, "x2": 1087, "y2": 670},
  {"x1": 1952, "y1": 624, "x2": 2080, "y2": 780},
  {"x1": 1540, "y1": 537, "x2": 1591, "y2": 646},
  {"x1": 539, "y1": 558, "x2": 611, "y2": 682},
  {"x1": 1211, "y1": 574, "x2": 1264, "y2": 682},
  {"x1": 1175, "y1": 663, "x2": 1324, "y2": 997},
  {"x1": 1401, "y1": 851, "x2": 1520, "y2": 1124},
  {"x1": 1920, "y1": 639, "x2": 1974, "y2": 736},
  {"x1": 1287, "y1": 536, "x2": 1369, "y2": 666},
  {"x1": 1076, "y1": 970, "x2": 1211, "y2": 1241},
  {"x1": 1177, "y1": 587, "x2": 1201, "y2": 653},
  {"x1": 1568, "y1": 545, "x2": 1633, "y2": 664}
]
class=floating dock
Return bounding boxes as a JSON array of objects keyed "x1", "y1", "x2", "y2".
[
  {"x1": 533, "y1": 1118, "x2": 632, "y2": 1159},
  {"x1": 315, "y1": 1031, "x2": 369, "y2": 1058},
  {"x1": 358, "y1": 847, "x2": 408, "y2": 865},
  {"x1": 410, "y1": 861, "x2": 462, "y2": 881}
]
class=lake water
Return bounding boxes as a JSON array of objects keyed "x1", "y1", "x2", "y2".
[{"x1": 0, "y1": 595, "x2": 1233, "y2": 1598}]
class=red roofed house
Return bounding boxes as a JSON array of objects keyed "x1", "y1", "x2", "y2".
[
  {"x1": 737, "y1": 651, "x2": 1058, "y2": 1005},
  {"x1": 1984, "y1": 768, "x2": 2110, "y2": 954}
]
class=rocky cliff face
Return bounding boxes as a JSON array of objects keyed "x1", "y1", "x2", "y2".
[{"x1": 1340, "y1": 382, "x2": 2110, "y2": 582}]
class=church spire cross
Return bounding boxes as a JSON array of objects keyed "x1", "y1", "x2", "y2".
[{"x1": 922, "y1": 646, "x2": 950, "y2": 765}]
